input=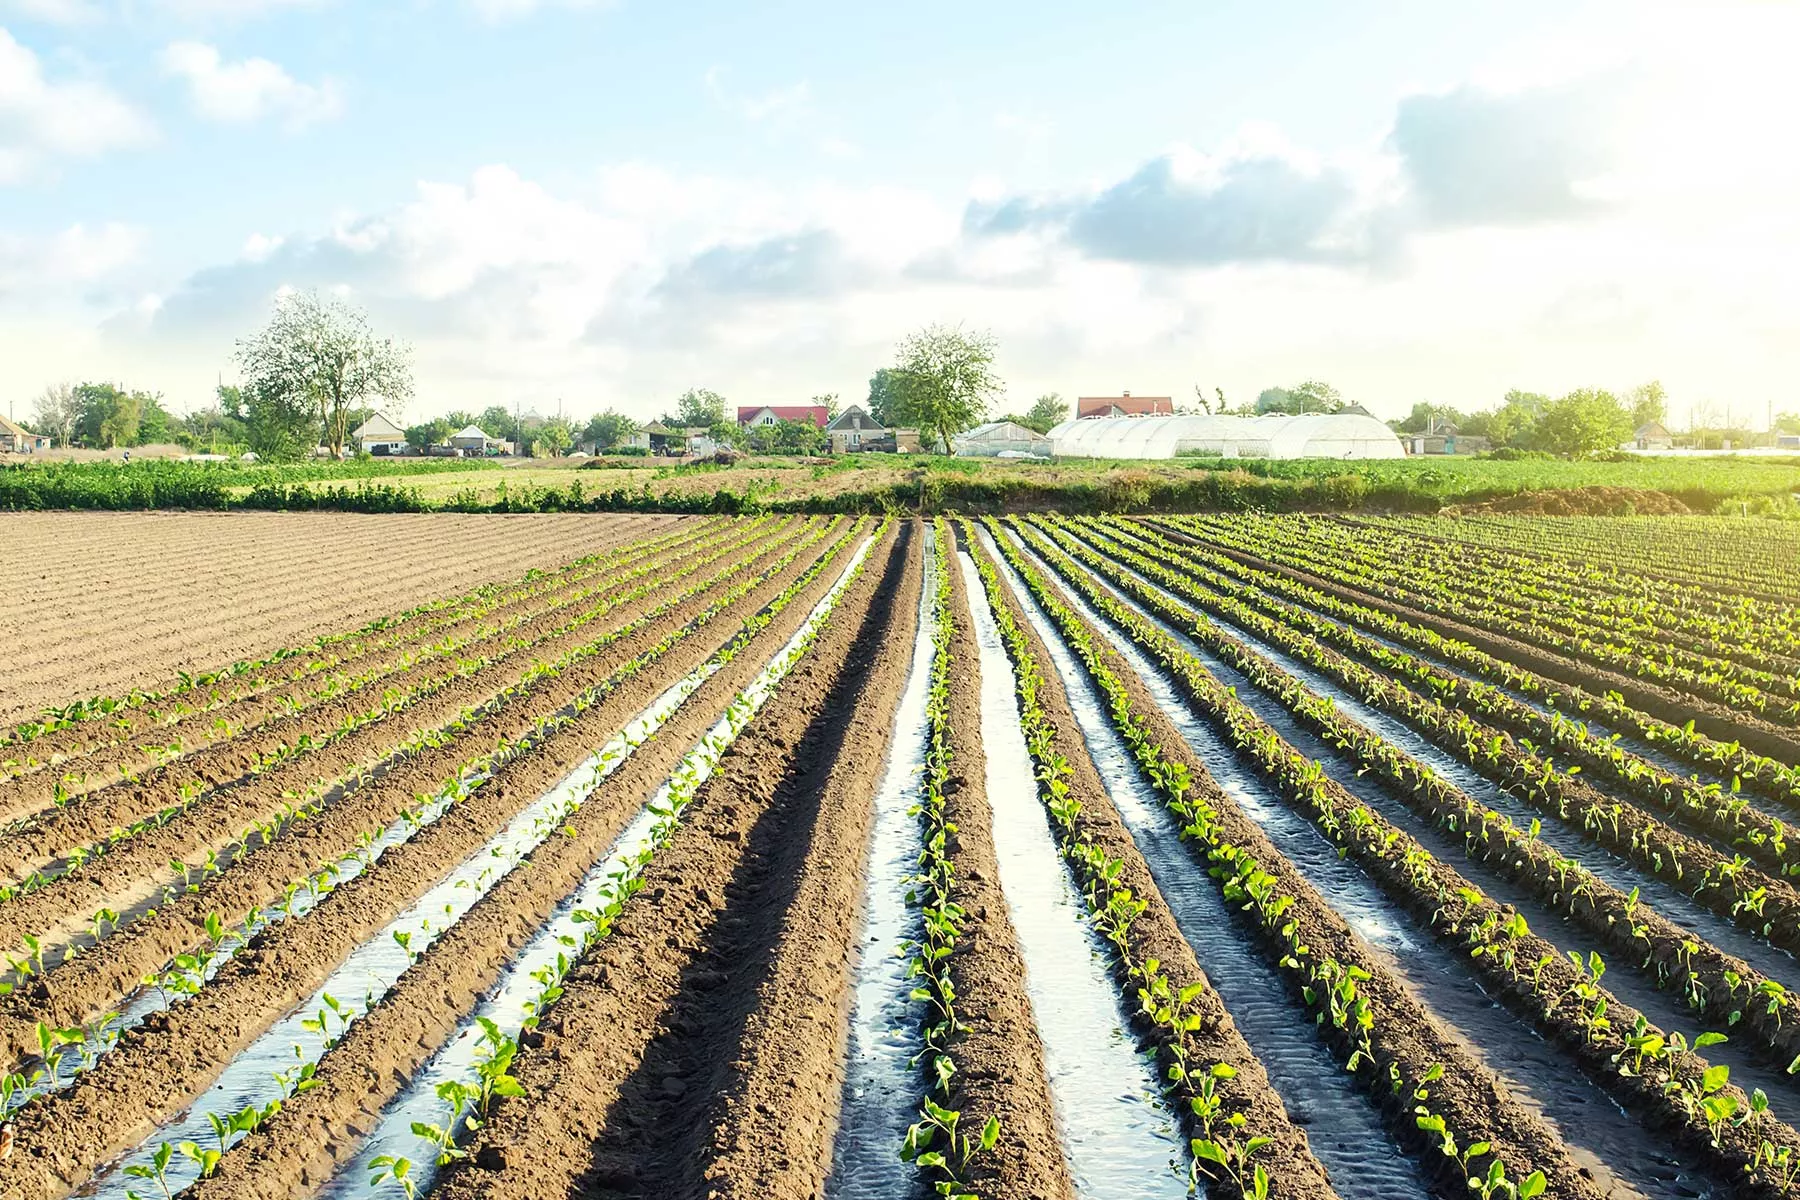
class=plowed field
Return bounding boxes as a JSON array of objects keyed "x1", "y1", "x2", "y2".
[{"x1": 2, "y1": 512, "x2": 1798, "y2": 1200}]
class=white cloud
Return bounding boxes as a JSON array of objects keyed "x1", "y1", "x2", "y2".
[
  {"x1": 161, "y1": 40, "x2": 342, "y2": 129},
  {"x1": 0, "y1": 0, "x2": 102, "y2": 24},
  {"x1": 0, "y1": 26, "x2": 153, "y2": 181},
  {"x1": 0, "y1": 221, "x2": 144, "y2": 294},
  {"x1": 705, "y1": 67, "x2": 811, "y2": 127}
]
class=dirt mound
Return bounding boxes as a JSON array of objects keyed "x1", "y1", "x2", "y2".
[{"x1": 1445, "y1": 486, "x2": 1690, "y2": 517}]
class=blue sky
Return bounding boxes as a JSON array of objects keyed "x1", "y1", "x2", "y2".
[{"x1": 2, "y1": 0, "x2": 1796, "y2": 428}]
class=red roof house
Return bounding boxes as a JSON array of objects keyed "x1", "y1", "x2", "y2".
[
  {"x1": 737, "y1": 405, "x2": 831, "y2": 428},
  {"x1": 1076, "y1": 392, "x2": 1174, "y2": 419}
]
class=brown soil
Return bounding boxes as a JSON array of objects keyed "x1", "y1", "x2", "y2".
[
  {"x1": 0, "y1": 511, "x2": 684, "y2": 727},
  {"x1": 0, "y1": 523, "x2": 807, "y2": 972},
  {"x1": 0, "y1": 515, "x2": 726, "y2": 800},
  {"x1": 426, "y1": 522, "x2": 907, "y2": 1200},
  {"x1": 1146, "y1": 519, "x2": 1800, "y2": 764},
  {"x1": 0, "y1": 518, "x2": 764, "y2": 866},
  {"x1": 693, "y1": 520, "x2": 923, "y2": 1198},
  {"x1": 177, "y1": 523, "x2": 886, "y2": 1200},
  {"x1": 0, "y1": 528, "x2": 852, "y2": 1200},
  {"x1": 934, "y1": 540, "x2": 1076, "y2": 1200},
  {"x1": 1011, "y1": 527, "x2": 1607, "y2": 1200},
  {"x1": 1440, "y1": 487, "x2": 1691, "y2": 517},
  {"x1": 0, "y1": 523, "x2": 838, "y2": 1070},
  {"x1": 965, "y1": 527, "x2": 1339, "y2": 1199}
]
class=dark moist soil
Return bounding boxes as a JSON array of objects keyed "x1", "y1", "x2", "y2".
[
  {"x1": 0, "y1": 533, "x2": 845, "y2": 1200},
  {"x1": 176, "y1": 524, "x2": 885, "y2": 1200},
  {"x1": 425, "y1": 523, "x2": 913, "y2": 1200},
  {"x1": 1013, "y1": 533, "x2": 1608, "y2": 1200},
  {"x1": 692, "y1": 520, "x2": 924, "y2": 1199},
  {"x1": 0, "y1": 519, "x2": 754, "y2": 878},
  {"x1": 0, "y1": 513, "x2": 693, "y2": 801},
  {"x1": 929, "y1": 541, "x2": 1076, "y2": 1200},
  {"x1": 1144, "y1": 519, "x2": 1800, "y2": 764},
  {"x1": 0, "y1": 526, "x2": 836, "y2": 1071},
  {"x1": 0, "y1": 523, "x2": 810, "y2": 1000},
  {"x1": 966, "y1": 528, "x2": 1340, "y2": 1200}
]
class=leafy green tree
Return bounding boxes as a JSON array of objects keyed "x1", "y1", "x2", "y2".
[
  {"x1": 813, "y1": 392, "x2": 841, "y2": 419},
  {"x1": 866, "y1": 368, "x2": 906, "y2": 427},
  {"x1": 1531, "y1": 388, "x2": 1633, "y2": 457},
  {"x1": 581, "y1": 409, "x2": 639, "y2": 451},
  {"x1": 1775, "y1": 412, "x2": 1800, "y2": 435},
  {"x1": 675, "y1": 388, "x2": 727, "y2": 429},
  {"x1": 1626, "y1": 381, "x2": 1668, "y2": 429},
  {"x1": 236, "y1": 291, "x2": 413, "y2": 458},
  {"x1": 1023, "y1": 393, "x2": 1068, "y2": 433},
  {"x1": 1288, "y1": 380, "x2": 1344, "y2": 413},
  {"x1": 747, "y1": 417, "x2": 823, "y2": 455},
  {"x1": 246, "y1": 382, "x2": 319, "y2": 461},
  {"x1": 405, "y1": 419, "x2": 451, "y2": 452},
  {"x1": 1254, "y1": 387, "x2": 1293, "y2": 414},
  {"x1": 479, "y1": 405, "x2": 519, "y2": 443},
  {"x1": 888, "y1": 324, "x2": 1002, "y2": 453},
  {"x1": 1463, "y1": 389, "x2": 1549, "y2": 448},
  {"x1": 535, "y1": 417, "x2": 574, "y2": 457},
  {"x1": 1394, "y1": 402, "x2": 1467, "y2": 434}
]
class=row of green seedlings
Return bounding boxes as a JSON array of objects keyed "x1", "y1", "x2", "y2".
[
  {"x1": 1, "y1": 515, "x2": 779, "y2": 835},
  {"x1": 898, "y1": 520, "x2": 1000, "y2": 1200},
  {"x1": 1281, "y1": 516, "x2": 1795, "y2": 686},
  {"x1": 0, "y1": 516, "x2": 727, "y2": 764},
  {"x1": 0, "y1": 520, "x2": 823, "y2": 981},
  {"x1": 1101, "y1": 518, "x2": 1800, "y2": 884},
  {"x1": 1168, "y1": 516, "x2": 1799, "y2": 724},
  {"x1": 1009, "y1": 521, "x2": 1800, "y2": 1194},
  {"x1": 963, "y1": 524, "x2": 1284, "y2": 1199},
  {"x1": 980, "y1": 520, "x2": 1546, "y2": 1199},
  {"x1": 1057, "y1": 518, "x2": 1800, "y2": 1060},
  {"x1": 1309, "y1": 519, "x2": 1800, "y2": 699},
  {"x1": 1353, "y1": 512, "x2": 1800, "y2": 642},
  {"x1": 366, "y1": 521, "x2": 885, "y2": 1196},
  {"x1": 1131, "y1": 517, "x2": 1800, "y2": 817},
  {"x1": 0, "y1": 522, "x2": 844, "y2": 1088}
]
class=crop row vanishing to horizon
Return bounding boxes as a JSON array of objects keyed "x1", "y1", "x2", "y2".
[{"x1": 1, "y1": 510, "x2": 1798, "y2": 1199}]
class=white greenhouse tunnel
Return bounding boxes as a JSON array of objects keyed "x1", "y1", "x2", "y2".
[{"x1": 1046, "y1": 413, "x2": 1407, "y2": 460}]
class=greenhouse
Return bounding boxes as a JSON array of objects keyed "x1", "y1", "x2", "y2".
[
  {"x1": 952, "y1": 420, "x2": 1053, "y2": 458},
  {"x1": 1046, "y1": 412, "x2": 1406, "y2": 460}
]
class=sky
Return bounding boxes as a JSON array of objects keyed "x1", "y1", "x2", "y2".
[{"x1": 1, "y1": 0, "x2": 1797, "y2": 430}]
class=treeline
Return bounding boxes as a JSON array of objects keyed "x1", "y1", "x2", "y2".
[{"x1": 0, "y1": 458, "x2": 495, "y2": 510}]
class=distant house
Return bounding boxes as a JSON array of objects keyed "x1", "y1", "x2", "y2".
[
  {"x1": 0, "y1": 414, "x2": 51, "y2": 454},
  {"x1": 1779, "y1": 433, "x2": 1800, "y2": 450},
  {"x1": 1633, "y1": 421, "x2": 1674, "y2": 451},
  {"x1": 351, "y1": 413, "x2": 408, "y2": 455},
  {"x1": 642, "y1": 421, "x2": 683, "y2": 454},
  {"x1": 450, "y1": 424, "x2": 498, "y2": 455},
  {"x1": 953, "y1": 420, "x2": 1052, "y2": 458},
  {"x1": 1404, "y1": 415, "x2": 1485, "y2": 456},
  {"x1": 737, "y1": 405, "x2": 830, "y2": 429},
  {"x1": 1077, "y1": 392, "x2": 1174, "y2": 420},
  {"x1": 824, "y1": 404, "x2": 886, "y2": 453}
]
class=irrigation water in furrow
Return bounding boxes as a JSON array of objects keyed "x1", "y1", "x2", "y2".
[
  {"x1": 825, "y1": 532, "x2": 934, "y2": 1200},
  {"x1": 1094, "y1": 539, "x2": 1800, "y2": 996},
  {"x1": 314, "y1": 534, "x2": 879, "y2": 1200},
  {"x1": 982, "y1": 527, "x2": 1430, "y2": 1200},
  {"x1": 957, "y1": 548, "x2": 1191, "y2": 1200},
  {"x1": 76, "y1": 537, "x2": 873, "y2": 1200},
  {"x1": 1023, "y1": 536, "x2": 1701, "y2": 1200}
]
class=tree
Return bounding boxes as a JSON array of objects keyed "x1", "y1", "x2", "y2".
[
  {"x1": 236, "y1": 291, "x2": 413, "y2": 459},
  {"x1": 1191, "y1": 385, "x2": 1213, "y2": 415},
  {"x1": 32, "y1": 383, "x2": 81, "y2": 447},
  {"x1": 581, "y1": 409, "x2": 639, "y2": 451},
  {"x1": 404, "y1": 418, "x2": 451, "y2": 452},
  {"x1": 675, "y1": 388, "x2": 727, "y2": 430},
  {"x1": 888, "y1": 324, "x2": 1002, "y2": 453},
  {"x1": 1019, "y1": 393, "x2": 1068, "y2": 434},
  {"x1": 866, "y1": 368, "x2": 906, "y2": 427},
  {"x1": 1464, "y1": 389, "x2": 1549, "y2": 448},
  {"x1": 70, "y1": 383, "x2": 165, "y2": 448},
  {"x1": 813, "y1": 392, "x2": 841, "y2": 419},
  {"x1": 245, "y1": 382, "x2": 319, "y2": 461},
  {"x1": 478, "y1": 405, "x2": 519, "y2": 444},
  {"x1": 1288, "y1": 380, "x2": 1344, "y2": 413},
  {"x1": 747, "y1": 417, "x2": 824, "y2": 456},
  {"x1": 535, "y1": 416, "x2": 574, "y2": 457},
  {"x1": 1626, "y1": 380, "x2": 1668, "y2": 429},
  {"x1": 1775, "y1": 412, "x2": 1800, "y2": 435},
  {"x1": 1254, "y1": 387, "x2": 1293, "y2": 414},
  {"x1": 1531, "y1": 388, "x2": 1632, "y2": 457},
  {"x1": 1395, "y1": 402, "x2": 1467, "y2": 434}
]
